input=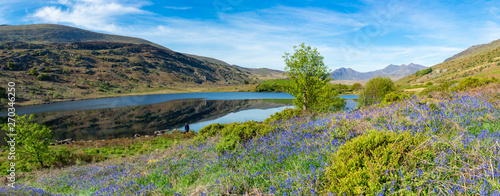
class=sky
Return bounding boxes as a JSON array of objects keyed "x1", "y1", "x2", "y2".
[{"x1": 1, "y1": 0, "x2": 500, "y2": 72}]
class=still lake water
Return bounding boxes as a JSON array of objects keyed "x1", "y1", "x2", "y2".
[{"x1": 1, "y1": 92, "x2": 357, "y2": 143}]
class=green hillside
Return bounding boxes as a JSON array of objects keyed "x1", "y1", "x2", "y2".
[
  {"x1": 0, "y1": 24, "x2": 170, "y2": 50},
  {"x1": 397, "y1": 39, "x2": 500, "y2": 85},
  {"x1": 0, "y1": 41, "x2": 252, "y2": 107}
]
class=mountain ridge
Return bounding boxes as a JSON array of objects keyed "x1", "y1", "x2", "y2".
[{"x1": 331, "y1": 63, "x2": 427, "y2": 81}]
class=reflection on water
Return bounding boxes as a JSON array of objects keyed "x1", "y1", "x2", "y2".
[
  {"x1": 25, "y1": 99, "x2": 292, "y2": 143},
  {"x1": 0, "y1": 96, "x2": 359, "y2": 145}
]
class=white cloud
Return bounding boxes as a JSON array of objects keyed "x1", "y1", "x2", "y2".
[{"x1": 31, "y1": 0, "x2": 148, "y2": 32}]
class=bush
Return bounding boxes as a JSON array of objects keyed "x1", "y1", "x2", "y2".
[
  {"x1": 381, "y1": 92, "x2": 410, "y2": 105},
  {"x1": 415, "y1": 68, "x2": 432, "y2": 76},
  {"x1": 29, "y1": 69, "x2": 39, "y2": 76},
  {"x1": 350, "y1": 83, "x2": 362, "y2": 91},
  {"x1": 37, "y1": 74, "x2": 50, "y2": 81},
  {"x1": 197, "y1": 121, "x2": 274, "y2": 152},
  {"x1": 264, "y1": 108, "x2": 302, "y2": 124},
  {"x1": 198, "y1": 123, "x2": 226, "y2": 137},
  {"x1": 358, "y1": 77, "x2": 396, "y2": 107},
  {"x1": 454, "y1": 77, "x2": 499, "y2": 91},
  {"x1": 324, "y1": 130, "x2": 429, "y2": 195}
]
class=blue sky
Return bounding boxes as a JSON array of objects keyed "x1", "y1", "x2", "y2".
[{"x1": 1, "y1": 0, "x2": 500, "y2": 72}]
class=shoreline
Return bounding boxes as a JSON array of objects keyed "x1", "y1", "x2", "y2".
[{"x1": 8, "y1": 84, "x2": 259, "y2": 108}]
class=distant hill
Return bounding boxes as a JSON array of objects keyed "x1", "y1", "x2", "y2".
[
  {"x1": 0, "y1": 24, "x2": 169, "y2": 50},
  {"x1": 397, "y1": 39, "x2": 500, "y2": 85},
  {"x1": 331, "y1": 63, "x2": 427, "y2": 81},
  {"x1": 233, "y1": 65, "x2": 286, "y2": 80},
  {"x1": 0, "y1": 24, "x2": 284, "y2": 78},
  {"x1": 0, "y1": 24, "x2": 288, "y2": 107},
  {"x1": 0, "y1": 41, "x2": 252, "y2": 106},
  {"x1": 444, "y1": 39, "x2": 500, "y2": 62}
]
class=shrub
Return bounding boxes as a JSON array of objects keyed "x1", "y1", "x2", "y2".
[
  {"x1": 37, "y1": 74, "x2": 50, "y2": 81},
  {"x1": 415, "y1": 68, "x2": 432, "y2": 76},
  {"x1": 198, "y1": 123, "x2": 226, "y2": 137},
  {"x1": 358, "y1": 77, "x2": 396, "y2": 107},
  {"x1": 350, "y1": 83, "x2": 362, "y2": 91},
  {"x1": 197, "y1": 121, "x2": 274, "y2": 152},
  {"x1": 264, "y1": 108, "x2": 302, "y2": 124},
  {"x1": 324, "y1": 129, "x2": 429, "y2": 195},
  {"x1": 29, "y1": 69, "x2": 39, "y2": 76},
  {"x1": 382, "y1": 92, "x2": 410, "y2": 105},
  {"x1": 454, "y1": 77, "x2": 499, "y2": 91}
]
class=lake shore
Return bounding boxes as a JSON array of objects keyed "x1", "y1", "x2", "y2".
[{"x1": 12, "y1": 84, "x2": 259, "y2": 108}]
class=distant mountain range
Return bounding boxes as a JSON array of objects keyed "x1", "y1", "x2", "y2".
[{"x1": 331, "y1": 63, "x2": 427, "y2": 81}]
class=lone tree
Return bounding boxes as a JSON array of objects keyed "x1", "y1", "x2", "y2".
[
  {"x1": 2, "y1": 115, "x2": 52, "y2": 169},
  {"x1": 358, "y1": 76, "x2": 396, "y2": 107},
  {"x1": 283, "y1": 43, "x2": 345, "y2": 112}
]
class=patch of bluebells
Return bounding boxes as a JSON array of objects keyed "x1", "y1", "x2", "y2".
[{"x1": 1, "y1": 86, "x2": 500, "y2": 195}]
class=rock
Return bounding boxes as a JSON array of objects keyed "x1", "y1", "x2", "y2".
[
  {"x1": 49, "y1": 143, "x2": 55, "y2": 146},
  {"x1": 134, "y1": 134, "x2": 140, "y2": 138}
]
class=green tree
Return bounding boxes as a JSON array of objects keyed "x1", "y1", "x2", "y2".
[
  {"x1": 283, "y1": 43, "x2": 345, "y2": 112},
  {"x1": 358, "y1": 77, "x2": 396, "y2": 107},
  {"x1": 1, "y1": 115, "x2": 52, "y2": 169},
  {"x1": 350, "y1": 83, "x2": 362, "y2": 91}
]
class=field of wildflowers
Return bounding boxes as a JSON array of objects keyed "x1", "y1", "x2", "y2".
[{"x1": 1, "y1": 84, "x2": 500, "y2": 195}]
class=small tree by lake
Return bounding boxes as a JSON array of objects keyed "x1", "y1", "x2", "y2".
[
  {"x1": 283, "y1": 43, "x2": 345, "y2": 112},
  {"x1": 358, "y1": 77, "x2": 396, "y2": 107},
  {"x1": 2, "y1": 115, "x2": 52, "y2": 169}
]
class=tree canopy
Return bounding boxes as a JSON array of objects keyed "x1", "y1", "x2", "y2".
[
  {"x1": 358, "y1": 77, "x2": 396, "y2": 107},
  {"x1": 283, "y1": 43, "x2": 345, "y2": 112}
]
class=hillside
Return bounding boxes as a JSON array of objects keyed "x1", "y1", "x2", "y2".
[
  {"x1": 0, "y1": 41, "x2": 252, "y2": 106},
  {"x1": 331, "y1": 63, "x2": 426, "y2": 80},
  {"x1": 0, "y1": 24, "x2": 169, "y2": 51},
  {"x1": 397, "y1": 39, "x2": 500, "y2": 85},
  {"x1": 0, "y1": 24, "x2": 285, "y2": 80},
  {"x1": 234, "y1": 65, "x2": 286, "y2": 80}
]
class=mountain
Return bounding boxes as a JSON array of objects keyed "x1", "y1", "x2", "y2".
[
  {"x1": 0, "y1": 24, "x2": 288, "y2": 107},
  {"x1": 444, "y1": 39, "x2": 500, "y2": 62},
  {"x1": 331, "y1": 63, "x2": 427, "y2": 81},
  {"x1": 0, "y1": 24, "x2": 169, "y2": 51},
  {"x1": 397, "y1": 39, "x2": 500, "y2": 85}
]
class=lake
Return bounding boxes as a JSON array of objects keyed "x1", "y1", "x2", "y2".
[{"x1": 0, "y1": 92, "x2": 358, "y2": 144}]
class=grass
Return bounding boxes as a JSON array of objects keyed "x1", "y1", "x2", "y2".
[{"x1": 1, "y1": 84, "x2": 500, "y2": 195}]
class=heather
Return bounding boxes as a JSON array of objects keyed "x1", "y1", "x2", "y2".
[{"x1": 1, "y1": 84, "x2": 500, "y2": 195}]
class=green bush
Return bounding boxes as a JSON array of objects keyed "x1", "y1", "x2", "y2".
[
  {"x1": 350, "y1": 83, "x2": 362, "y2": 91},
  {"x1": 324, "y1": 130, "x2": 429, "y2": 195},
  {"x1": 220, "y1": 121, "x2": 273, "y2": 141},
  {"x1": 358, "y1": 77, "x2": 396, "y2": 107},
  {"x1": 197, "y1": 121, "x2": 274, "y2": 152},
  {"x1": 29, "y1": 69, "x2": 39, "y2": 76},
  {"x1": 454, "y1": 77, "x2": 499, "y2": 91},
  {"x1": 415, "y1": 68, "x2": 432, "y2": 76},
  {"x1": 37, "y1": 74, "x2": 50, "y2": 81},
  {"x1": 198, "y1": 123, "x2": 226, "y2": 137},
  {"x1": 382, "y1": 92, "x2": 410, "y2": 105},
  {"x1": 264, "y1": 108, "x2": 302, "y2": 124}
]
